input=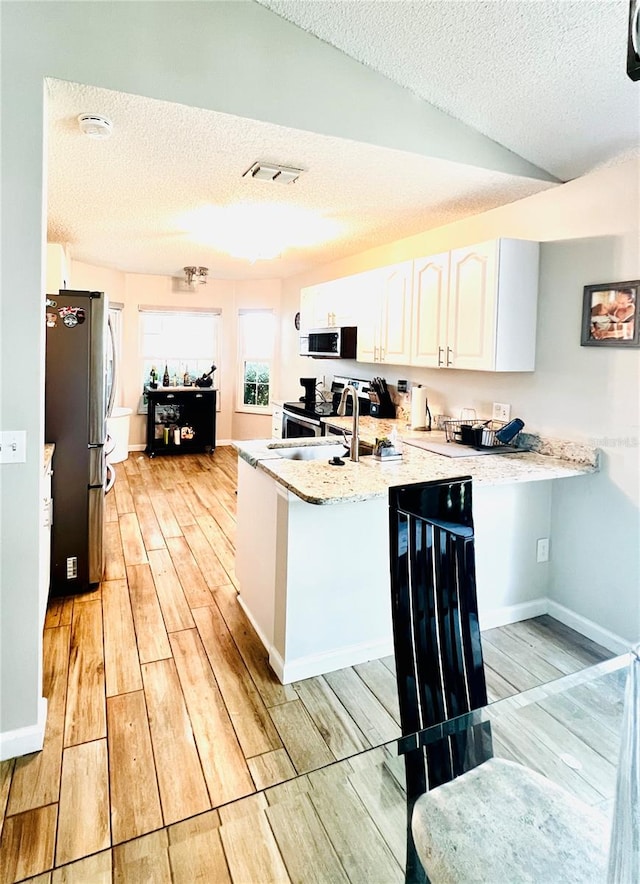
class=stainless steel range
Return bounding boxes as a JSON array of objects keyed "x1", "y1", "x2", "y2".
[{"x1": 282, "y1": 376, "x2": 372, "y2": 439}]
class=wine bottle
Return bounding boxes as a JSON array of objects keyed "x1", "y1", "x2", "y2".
[{"x1": 162, "y1": 364, "x2": 170, "y2": 386}]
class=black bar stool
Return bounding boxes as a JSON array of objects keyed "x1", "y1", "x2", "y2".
[{"x1": 388, "y1": 477, "x2": 491, "y2": 883}]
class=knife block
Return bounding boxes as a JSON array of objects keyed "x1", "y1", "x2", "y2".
[{"x1": 369, "y1": 393, "x2": 396, "y2": 418}]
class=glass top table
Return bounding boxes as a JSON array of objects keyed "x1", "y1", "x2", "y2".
[{"x1": 110, "y1": 653, "x2": 630, "y2": 882}]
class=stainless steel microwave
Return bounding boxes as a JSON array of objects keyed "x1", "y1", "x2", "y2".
[{"x1": 299, "y1": 327, "x2": 357, "y2": 359}]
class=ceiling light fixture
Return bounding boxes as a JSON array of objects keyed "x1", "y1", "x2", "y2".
[
  {"x1": 77, "y1": 113, "x2": 113, "y2": 140},
  {"x1": 183, "y1": 266, "x2": 208, "y2": 287},
  {"x1": 177, "y1": 203, "x2": 343, "y2": 263},
  {"x1": 242, "y1": 161, "x2": 304, "y2": 184}
]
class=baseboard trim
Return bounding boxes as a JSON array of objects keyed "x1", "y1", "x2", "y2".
[
  {"x1": 547, "y1": 600, "x2": 632, "y2": 655},
  {"x1": 0, "y1": 696, "x2": 48, "y2": 761},
  {"x1": 129, "y1": 444, "x2": 146, "y2": 452},
  {"x1": 269, "y1": 639, "x2": 394, "y2": 684},
  {"x1": 479, "y1": 598, "x2": 549, "y2": 631},
  {"x1": 236, "y1": 595, "x2": 272, "y2": 651}
]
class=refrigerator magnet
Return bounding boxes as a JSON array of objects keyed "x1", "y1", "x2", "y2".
[{"x1": 58, "y1": 305, "x2": 83, "y2": 327}]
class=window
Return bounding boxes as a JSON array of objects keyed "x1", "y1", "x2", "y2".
[
  {"x1": 237, "y1": 310, "x2": 275, "y2": 411},
  {"x1": 139, "y1": 307, "x2": 221, "y2": 391}
]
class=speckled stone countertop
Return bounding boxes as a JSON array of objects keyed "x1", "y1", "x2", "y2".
[
  {"x1": 44, "y1": 443, "x2": 55, "y2": 473},
  {"x1": 233, "y1": 419, "x2": 599, "y2": 506}
]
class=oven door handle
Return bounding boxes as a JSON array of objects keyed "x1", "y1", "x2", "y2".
[{"x1": 283, "y1": 410, "x2": 322, "y2": 427}]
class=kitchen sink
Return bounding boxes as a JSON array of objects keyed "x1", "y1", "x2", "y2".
[{"x1": 273, "y1": 441, "x2": 373, "y2": 461}]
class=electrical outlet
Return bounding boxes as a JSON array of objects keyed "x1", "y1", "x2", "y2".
[
  {"x1": 492, "y1": 402, "x2": 511, "y2": 422},
  {"x1": 536, "y1": 538, "x2": 550, "y2": 563}
]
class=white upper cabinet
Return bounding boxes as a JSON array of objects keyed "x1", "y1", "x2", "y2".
[
  {"x1": 446, "y1": 241, "x2": 499, "y2": 370},
  {"x1": 356, "y1": 264, "x2": 412, "y2": 365},
  {"x1": 411, "y1": 252, "x2": 450, "y2": 368},
  {"x1": 300, "y1": 276, "x2": 359, "y2": 329},
  {"x1": 302, "y1": 238, "x2": 539, "y2": 372},
  {"x1": 411, "y1": 238, "x2": 539, "y2": 371},
  {"x1": 379, "y1": 264, "x2": 413, "y2": 365},
  {"x1": 446, "y1": 239, "x2": 539, "y2": 371}
]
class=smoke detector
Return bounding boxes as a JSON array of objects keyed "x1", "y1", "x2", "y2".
[
  {"x1": 77, "y1": 114, "x2": 113, "y2": 140},
  {"x1": 242, "y1": 161, "x2": 303, "y2": 184}
]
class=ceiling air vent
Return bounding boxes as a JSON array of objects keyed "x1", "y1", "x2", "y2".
[{"x1": 242, "y1": 162, "x2": 303, "y2": 184}]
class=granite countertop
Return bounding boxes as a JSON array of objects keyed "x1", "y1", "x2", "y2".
[
  {"x1": 44, "y1": 443, "x2": 55, "y2": 472},
  {"x1": 233, "y1": 419, "x2": 599, "y2": 506}
]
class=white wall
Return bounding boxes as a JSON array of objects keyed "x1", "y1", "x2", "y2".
[{"x1": 282, "y1": 160, "x2": 640, "y2": 644}]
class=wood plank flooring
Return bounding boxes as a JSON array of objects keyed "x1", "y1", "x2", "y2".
[{"x1": 0, "y1": 449, "x2": 613, "y2": 882}]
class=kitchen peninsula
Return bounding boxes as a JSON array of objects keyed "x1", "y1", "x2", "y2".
[{"x1": 234, "y1": 421, "x2": 598, "y2": 684}]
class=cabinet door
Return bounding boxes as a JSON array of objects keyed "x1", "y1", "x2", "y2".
[
  {"x1": 355, "y1": 270, "x2": 384, "y2": 363},
  {"x1": 301, "y1": 278, "x2": 355, "y2": 329},
  {"x1": 272, "y1": 406, "x2": 283, "y2": 439},
  {"x1": 299, "y1": 285, "x2": 320, "y2": 331},
  {"x1": 379, "y1": 263, "x2": 413, "y2": 365},
  {"x1": 412, "y1": 252, "x2": 449, "y2": 367},
  {"x1": 447, "y1": 241, "x2": 498, "y2": 370}
]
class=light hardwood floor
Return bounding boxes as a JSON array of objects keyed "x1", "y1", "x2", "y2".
[{"x1": 0, "y1": 449, "x2": 613, "y2": 883}]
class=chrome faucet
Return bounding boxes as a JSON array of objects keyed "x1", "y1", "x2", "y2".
[{"x1": 337, "y1": 385, "x2": 360, "y2": 462}]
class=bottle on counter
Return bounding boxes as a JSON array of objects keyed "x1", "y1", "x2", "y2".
[
  {"x1": 149, "y1": 366, "x2": 158, "y2": 389},
  {"x1": 162, "y1": 364, "x2": 170, "y2": 386},
  {"x1": 183, "y1": 366, "x2": 192, "y2": 386}
]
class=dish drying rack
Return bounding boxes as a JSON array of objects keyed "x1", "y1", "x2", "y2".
[{"x1": 443, "y1": 419, "x2": 523, "y2": 449}]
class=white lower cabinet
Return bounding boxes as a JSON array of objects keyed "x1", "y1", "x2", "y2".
[{"x1": 271, "y1": 405, "x2": 283, "y2": 439}]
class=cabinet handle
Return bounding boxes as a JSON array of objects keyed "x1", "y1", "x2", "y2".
[
  {"x1": 438, "y1": 347, "x2": 444, "y2": 367},
  {"x1": 379, "y1": 346, "x2": 385, "y2": 361},
  {"x1": 166, "y1": 393, "x2": 175, "y2": 399},
  {"x1": 446, "y1": 347, "x2": 453, "y2": 367}
]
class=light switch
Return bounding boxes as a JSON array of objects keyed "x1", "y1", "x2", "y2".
[{"x1": 0, "y1": 430, "x2": 27, "y2": 463}]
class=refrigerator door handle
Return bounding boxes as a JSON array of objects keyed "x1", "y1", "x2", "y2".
[
  {"x1": 105, "y1": 461, "x2": 116, "y2": 494},
  {"x1": 107, "y1": 313, "x2": 117, "y2": 419},
  {"x1": 88, "y1": 445, "x2": 105, "y2": 487},
  {"x1": 89, "y1": 293, "x2": 107, "y2": 444},
  {"x1": 88, "y1": 486, "x2": 104, "y2": 585}
]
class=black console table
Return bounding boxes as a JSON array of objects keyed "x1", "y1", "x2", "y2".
[{"x1": 145, "y1": 387, "x2": 216, "y2": 457}]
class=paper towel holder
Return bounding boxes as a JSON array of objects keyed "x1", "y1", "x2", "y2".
[{"x1": 410, "y1": 385, "x2": 432, "y2": 431}]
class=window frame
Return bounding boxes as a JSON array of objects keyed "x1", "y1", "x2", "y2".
[
  {"x1": 236, "y1": 309, "x2": 276, "y2": 415},
  {"x1": 138, "y1": 306, "x2": 222, "y2": 413}
]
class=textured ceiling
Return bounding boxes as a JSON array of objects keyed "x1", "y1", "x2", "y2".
[
  {"x1": 258, "y1": 0, "x2": 640, "y2": 181},
  {"x1": 46, "y1": 79, "x2": 554, "y2": 280}
]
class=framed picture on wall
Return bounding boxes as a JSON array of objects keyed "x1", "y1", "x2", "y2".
[{"x1": 581, "y1": 280, "x2": 640, "y2": 347}]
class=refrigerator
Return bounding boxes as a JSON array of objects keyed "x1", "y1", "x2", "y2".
[{"x1": 45, "y1": 290, "x2": 113, "y2": 595}]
